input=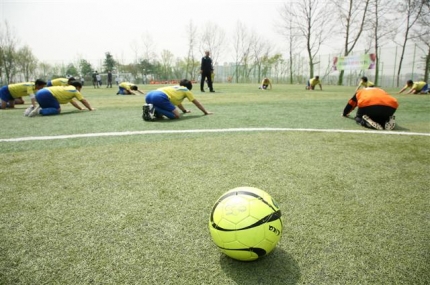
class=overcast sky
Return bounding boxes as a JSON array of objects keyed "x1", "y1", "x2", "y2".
[{"x1": 1, "y1": 0, "x2": 287, "y2": 67}]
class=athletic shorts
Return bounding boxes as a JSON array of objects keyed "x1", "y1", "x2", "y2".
[
  {"x1": 356, "y1": 105, "x2": 397, "y2": 126},
  {"x1": 0, "y1": 86, "x2": 13, "y2": 101},
  {"x1": 145, "y1": 90, "x2": 175, "y2": 112},
  {"x1": 118, "y1": 87, "x2": 128, "y2": 95},
  {"x1": 35, "y1": 89, "x2": 60, "y2": 109}
]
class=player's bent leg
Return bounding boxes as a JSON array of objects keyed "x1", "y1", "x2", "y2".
[
  {"x1": 14, "y1": 97, "x2": 24, "y2": 104},
  {"x1": 155, "y1": 107, "x2": 176, "y2": 119},
  {"x1": 39, "y1": 108, "x2": 60, "y2": 116},
  {"x1": 354, "y1": 116, "x2": 363, "y2": 125},
  {"x1": 384, "y1": 116, "x2": 396, "y2": 130},
  {"x1": 362, "y1": 115, "x2": 383, "y2": 130}
]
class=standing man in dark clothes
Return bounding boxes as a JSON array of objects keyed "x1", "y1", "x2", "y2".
[
  {"x1": 200, "y1": 50, "x2": 215, "y2": 92},
  {"x1": 92, "y1": 71, "x2": 98, "y2": 88},
  {"x1": 107, "y1": 70, "x2": 113, "y2": 88}
]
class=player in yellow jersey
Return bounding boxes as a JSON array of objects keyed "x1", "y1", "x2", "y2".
[
  {"x1": 117, "y1": 82, "x2": 145, "y2": 95},
  {"x1": 355, "y1": 76, "x2": 375, "y2": 91},
  {"x1": 29, "y1": 81, "x2": 95, "y2": 117},
  {"x1": 306, "y1": 76, "x2": 322, "y2": 90},
  {"x1": 0, "y1": 79, "x2": 46, "y2": 110},
  {"x1": 47, "y1": 77, "x2": 75, "y2": 87},
  {"x1": 143, "y1": 79, "x2": 212, "y2": 121},
  {"x1": 259, "y1": 78, "x2": 272, "y2": 90},
  {"x1": 398, "y1": 80, "x2": 429, "y2": 94}
]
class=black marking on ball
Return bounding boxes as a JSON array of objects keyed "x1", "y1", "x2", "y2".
[
  {"x1": 210, "y1": 190, "x2": 282, "y2": 231},
  {"x1": 218, "y1": 246, "x2": 267, "y2": 257},
  {"x1": 212, "y1": 209, "x2": 281, "y2": 231}
]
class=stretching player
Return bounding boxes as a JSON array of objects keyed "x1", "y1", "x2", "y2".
[
  {"x1": 343, "y1": 87, "x2": 398, "y2": 130},
  {"x1": 398, "y1": 80, "x2": 429, "y2": 94},
  {"x1": 117, "y1": 82, "x2": 145, "y2": 95},
  {"x1": 306, "y1": 76, "x2": 322, "y2": 90}
]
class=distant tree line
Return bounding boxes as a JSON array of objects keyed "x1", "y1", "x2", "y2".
[{"x1": 0, "y1": 0, "x2": 428, "y2": 86}]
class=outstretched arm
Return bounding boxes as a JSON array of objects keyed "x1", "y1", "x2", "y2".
[
  {"x1": 177, "y1": 103, "x2": 190, "y2": 114},
  {"x1": 398, "y1": 86, "x2": 408, "y2": 94},
  {"x1": 70, "y1": 100, "x2": 85, "y2": 110},
  {"x1": 80, "y1": 99, "x2": 95, "y2": 111},
  {"x1": 192, "y1": 99, "x2": 212, "y2": 115},
  {"x1": 342, "y1": 94, "x2": 358, "y2": 117}
]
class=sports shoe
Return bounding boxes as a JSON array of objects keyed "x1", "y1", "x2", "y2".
[
  {"x1": 384, "y1": 116, "x2": 396, "y2": 130},
  {"x1": 362, "y1": 115, "x2": 383, "y2": 130},
  {"x1": 28, "y1": 106, "x2": 41, "y2": 117},
  {"x1": 142, "y1": 104, "x2": 155, "y2": 121},
  {"x1": 24, "y1": 105, "x2": 34, "y2": 116}
]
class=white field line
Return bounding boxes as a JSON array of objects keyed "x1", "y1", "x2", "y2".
[{"x1": 1, "y1": 128, "x2": 429, "y2": 142}]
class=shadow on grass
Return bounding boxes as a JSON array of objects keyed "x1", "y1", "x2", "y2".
[
  {"x1": 344, "y1": 115, "x2": 411, "y2": 131},
  {"x1": 219, "y1": 248, "x2": 300, "y2": 285},
  {"x1": 57, "y1": 110, "x2": 88, "y2": 116},
  {"x1": 392, "y1": 124, "x2": 410, "y2": 131},
  {"x1": 149, "y1": 114, "x2": 207, "y2": 123}
]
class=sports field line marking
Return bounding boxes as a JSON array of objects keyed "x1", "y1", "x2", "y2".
[{"x1": 1, "y1": 128, "x2": 429, "y2": 142}]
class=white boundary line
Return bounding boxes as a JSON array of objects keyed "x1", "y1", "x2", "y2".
[{"x1": 1, "y1": 128, "x2": 429, "y2": 142}]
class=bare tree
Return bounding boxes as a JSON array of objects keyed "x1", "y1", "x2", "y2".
[
  {"x1": 37, "y1": 61, "x2": 53, "y2": 80},
  {"x1": 130, "y1": 39, "x2": 140, "y2": 64},
  {"x1": 0, "y1": 21, "x2": 20, "y2": 83},
  {"x1": 368, "y1": 0, "x2": 396, "y2": 86},
  {"x1": 231, "y1": 21, "x2": 251, "y2": 83},
  {"x1": 395, "y1": 0, "x2": 426, "y2": 86},
  {"x1": 159, "y1": 49, "x2": 175, "y2": 80},
  {"x1": 242, "y1": 31, "x2": 260, "y2": 82},
  {"x1": 269, "y1": 56, "x2": 289, "y2": 83},
  {"x1": 16, "y1": 45, "x2": 38, "y2": 81},
  {"x1": 277, "y1": 10, "x2": 301, "y2": 84},
  {"x1": 185, "y1": 20, "x2": 199, "y2": 80},
  {"x1": 331, "y1": 0, "x2": 371, "y2": 85},
  {"x1": 140, "y1": 32, "x2": 158, "y2": 68},
  {"x1": 280, "y1": 0, "x2": 334, "y2": 78},
  {"x1": 200, "y1": 22, "x2": 226, "y2": 66},
  {"x1": 410, "y1": 1, "x2": 430, "y2": 82},
  {"x1": 250, "y1": 33, "x2": 273, "y2": 83}
]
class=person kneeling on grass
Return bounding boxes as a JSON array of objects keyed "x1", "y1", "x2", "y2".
[
  {"x1": 355, "y1": 76, "x2": 375, "y2": 92},
  {"x1": 259, "y1": 78, "x2": 272, "y2": 90},
  {"x1": 398, "y1": 80, "x2": 429, "y2": 95},
  {"x1": 117, "y1": 82, "x2": 145, "y2": 95},
  {"x1": 29, "y1": 81, "x2": 95, "y2": 117},
  {"x1": 142, "y1": 79, "x2": 212, "y2": 121},
  {"x1": 0, "y1": 79, "x2": 47, "y2": 110},
  {"x1": 342, "y1": 87, "x2": 398, "y2": 130},
  {"x1": 306, "y1": 76, "x2": 322, "y2": 91},
  {"x1": 46, "y1": 77, "x2": 75, "y2": 87}
]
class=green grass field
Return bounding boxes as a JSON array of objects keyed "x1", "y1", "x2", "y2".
[{"x1": 1, "y1": 84, "x2": 429, "y2": 284}]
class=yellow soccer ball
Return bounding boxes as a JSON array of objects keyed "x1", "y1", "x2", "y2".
[{"x1": 209, "y1": 187, "x2": 283, "y2": 261}]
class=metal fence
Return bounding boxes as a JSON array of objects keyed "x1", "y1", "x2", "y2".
[{"x1": 213, "y1": 43, "x2": 428, "y2": 88}]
